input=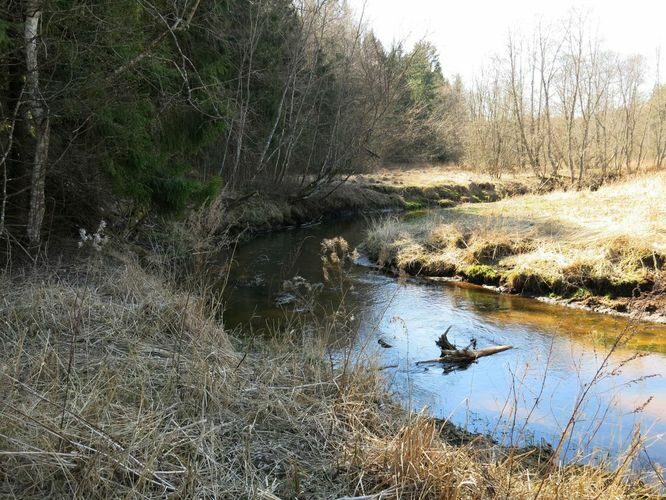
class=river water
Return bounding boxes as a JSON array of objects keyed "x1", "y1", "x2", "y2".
[{"x1": 221, "y1": 213, "x2": 666, "y2": 475}]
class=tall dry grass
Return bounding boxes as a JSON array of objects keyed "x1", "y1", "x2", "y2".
[{"x1": 0, "y1": 246, "x2": 660, "y2": 497}]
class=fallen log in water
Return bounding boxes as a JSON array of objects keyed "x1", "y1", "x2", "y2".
[
  {"x1": 416, "y1": 344, "x2": 512, "y2": 365},
  {"x1": 416, "y1": 327, "x2": 512, "y2": 366}
]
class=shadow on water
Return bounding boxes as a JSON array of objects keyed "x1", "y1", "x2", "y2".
[{"x1": 218, "y1": 212, "x2": 666, "y2": 474}]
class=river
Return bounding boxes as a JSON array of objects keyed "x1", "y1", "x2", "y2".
[{"x1": 221, "y1": 212, "x2": 666, "y2": 476}]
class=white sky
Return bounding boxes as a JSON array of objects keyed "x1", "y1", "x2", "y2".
[{"x1": 349, "y1": 0, "x2": 666, "y2": 83}]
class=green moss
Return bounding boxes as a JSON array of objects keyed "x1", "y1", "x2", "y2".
[
  {"x1": 464, "y1": 264, "x2": 499, "y2": 285},
  {"x1": 404, "y1": 200, "x2": 425, "y2": 211}
]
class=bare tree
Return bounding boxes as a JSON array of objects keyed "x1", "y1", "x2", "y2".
[
  {"x1": 465, "y1": 13, "x2": 660, "y2": 186},
  {"x1": 617, "y1": 55, "x2": 646, "y2": 174},
  {"x1": 22, "y1": 0, "x2": 49, "y2": 245}
]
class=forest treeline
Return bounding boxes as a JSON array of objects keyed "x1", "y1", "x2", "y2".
[
  {"x1": 465, "y1": 18, "x2": 666, "y2": 185},
  {"x1": 0, "y1": 0, "x2": 462, "y2": 247},
  {"x1": 1, "y1": 1, "x2": 664, "y2": 248}
]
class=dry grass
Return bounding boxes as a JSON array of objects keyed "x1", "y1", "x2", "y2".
[
  {"x1": 355, "y1": 163, "x2": 532, "y2": 190},
  {"x1": 473, "y1": 171, "x2": 666, "y2": 251},
  {"x1": 0, "y1": 250, "x2": 659, "y2": 497},
  {"x1": 355, "y1": 416, "x2": 652, "y2": 499},
  {"x1": 350, "y1": 163, "x2": 533, "y2": 211},
  {"x1": 0, "y1": 255, "x2": 379, "y2": 498},
  {"x1": 364, "y1": 172, "x2": 666, "y2": 312}
]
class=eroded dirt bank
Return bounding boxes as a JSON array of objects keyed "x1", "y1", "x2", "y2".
[{"x1": 221, "y1": 165, "x2": 531, "y2": 233}]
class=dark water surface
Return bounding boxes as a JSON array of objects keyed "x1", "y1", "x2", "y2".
[{"x1": 221, "y1": 213, "x2": 666, "y2": 474}]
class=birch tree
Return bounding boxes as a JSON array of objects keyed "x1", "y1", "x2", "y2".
[{"x1": 23, "y1": 0, "x2": 49, "y2": 245}]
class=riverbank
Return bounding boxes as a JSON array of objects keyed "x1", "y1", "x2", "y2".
[
  {"x1": 0, "y1": 246, "x2": 658, "y2": 497},
  {"x1": 221, "y1": 165, "x2": 531, "y2": 233},
  {"x1": 363, "y1": 172, "x2": 666, "y2": 322}
]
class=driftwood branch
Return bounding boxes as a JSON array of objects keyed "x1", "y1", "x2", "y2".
[
  {"x1": 435, "y1": 326, "x2": 456, "y2": 350},
  {"x1": 417, "y1": 327, "x2": 512, "y2": 366},
  {"x1": 416, "y1": 345, "x2": 513, "y2": 365}
]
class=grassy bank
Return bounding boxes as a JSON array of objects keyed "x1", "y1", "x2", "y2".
[
  {"x1": 364, "y1": 172, "x2": 666, "y2": 320},
  {"x1": 222, "y1": 165, "x2": 531, "y2": 233},
  {"x1": 0, "y1": 246, "x2": 658, "y2": 497}
]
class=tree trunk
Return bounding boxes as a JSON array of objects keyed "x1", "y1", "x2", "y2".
[
  {"x1": 416, "y1": 345, "x2": 513, "y2": 365},
  {"x1": 417, "y1": 328, "x2": 512, "y2": 366},
  {"x1": 24, "y1": 0, "x2": 49, "y2": 246}
]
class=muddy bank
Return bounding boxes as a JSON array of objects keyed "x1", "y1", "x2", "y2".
[
  {"x1": 358, "y1": 178, "x2": 529, "y2": 209},
  {"x1": 536, "y1": 293, "x2": 666, "y2": 324},
  {"x1": 221, "y1": 176, "x2": 530, "y2": 234},
  {"x1": 220, "y1": 182, "x2": 403, "y2": 232},
  {"x1": 367, "y1": 255, "x2": 666, "y2": 324}
]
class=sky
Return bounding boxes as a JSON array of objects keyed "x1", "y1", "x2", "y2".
[{"x1": 349, "y1": 0, "x2": 666, "y2": 84}]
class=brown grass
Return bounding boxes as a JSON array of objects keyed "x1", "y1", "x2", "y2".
[
  {"x1": 0, "y1": 248, "x2": 659, "y2": 497},
  {"x1": 354, "y1": 416, "x2": 652, "y2": 499},
  {"x1": 356, "y1": 163, "x2": 533, "y2": 190},
  {"x1": 364, "y1": 172, "x2": 666, "y2": 312},
  {"x1": 474, "y1": 171, "x2": 666, "y2": 250}
]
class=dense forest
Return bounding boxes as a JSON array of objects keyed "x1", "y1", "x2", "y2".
[{"x1": 0, "y1": 0, "x2": 463, "y2": 249}]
